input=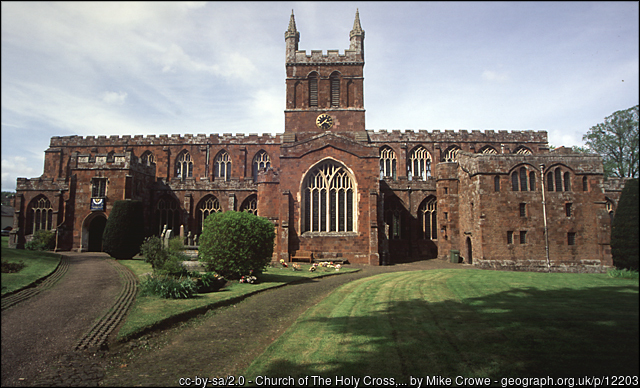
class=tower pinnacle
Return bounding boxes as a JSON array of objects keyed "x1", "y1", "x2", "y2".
[
  {"x1": 349, "y1": 9, "x2": 364, "y2": 57},
  {"x1": 285, "y1": 10, "x2": 300, "y2": 63}
]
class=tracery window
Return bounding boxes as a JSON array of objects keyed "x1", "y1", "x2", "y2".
[
  {"x1": 480, "y1": 146, "x2": 498, "y2": 154},
  {"x1": 240, "y1": 195, "x2": 258, "y2": 215},
  {"x1": 252, "y1": 151, "x2": 271, "y2": 181},
  {"x1": 418, "y1": 196, "x2": 437, "y2": 240},
  {"x1": 384, "y1": 198, "x2": 405, "y2": 240},
  {"x1": 515, "y1": 146, "x2": 533, "y2": 155},
  {"x1": 302, "y1": 160, "x2": 355, "y2": 233},
  {"x1": 407, "y1": 146, "x2": 431, "y2": 180},
  {"x1": 214, "y1": 151, "x2": 231, "y2": 181},
  {"x1": 443, "y1": 146, "x2": 460, "y2": 162},
  {"x1": 176, "y1": 150, "x2": 193, "y2": 180},
  {"x1": 197, "y1": 195, "x2": 221, "y2": 234},
  {"x1": 141, "y1": 151, "x2": 155, "y2": 166},
  {"x1": 309, "y1": 73, "x2": 318, "y2": 107},
  {"x1": 379, "y1": 146, "x2": 397, "y2": 179},
  {"x1": 156, "y1": 197, "x2": 180, "y2": 236},
  {"x1": 31, "y1": 196, "x2": 53, "y2": 234},
  {"x1": 330, "y1": 72, "x2": 340, "y2": 107}
]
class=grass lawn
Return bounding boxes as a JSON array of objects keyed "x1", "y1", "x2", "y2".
[
  {"x1": 1, "y1": 243, "x2": 62, "y2": 296},
  {"x1": 244, "y1": 269, "x2": 639, "y2": 384},
  {"x1": 117, "y1": 259, "x2": 360, "y2": 341}
]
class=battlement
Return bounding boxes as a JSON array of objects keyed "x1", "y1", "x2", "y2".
[
  {"x1": 290, "y1": 49, "x2": 363, "y2": 64},
  {"x1": 366, "y1": 129, "x2": 548, "y2": 144},
  {"x1": 49, "y1": 133, "x2": 283, "y2": 147}
]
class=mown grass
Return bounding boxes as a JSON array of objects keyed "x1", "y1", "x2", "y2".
[
  {"x1": 117, "y1": 259, "x2": 359, "y2": 341},
  {"x1": 244, "y1": 269, "x2": 639, "y2": 384},
  {"x1": 1, "y1": 244, "x2": 61, "y2": 295}
]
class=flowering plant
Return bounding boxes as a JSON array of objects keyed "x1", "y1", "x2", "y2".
[
  {"x1": 292, "y1": 263, "x2": 302, "y2": 271},
  {"x1": 279, "y1": 259, "x2": 288, "y2": 268},
  {"x1": 239, "y1": 275, "x2": 257, "y2": 284}
]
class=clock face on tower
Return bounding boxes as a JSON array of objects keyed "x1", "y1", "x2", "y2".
[{"x1": 316, "y1": 114, "x2": 333, "y2": 130}]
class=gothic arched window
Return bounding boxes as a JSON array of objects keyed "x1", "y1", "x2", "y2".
[
  {"x1": 443, "y1": 146, "x2": 460, "y2": 162},
  {"x1": 302, "y1": 160, "x2": 356, "y2": 233},
  {"x1": 176, "y1": 150, "x2": 193, "y2": 180},
  {"x1": 214, "y1": 151, "x2": 231, "y2": 181},
  {"x1": 156, "y1": 197, "x2": 180, "y2": 236},
  {"x1": 31, "y1": 196, "x2": 53, "y2": 234},
  {"x1": 418, "y1": 196, "x2": 438, "y2": 240},
  {"x1": 479, "y1": 145, "x2": 498, "y2": 154},
  {"x1": 515, "y1": 146, "x2": 533, "y2": 155},
  {"x1": 407, "y1": 146, "x2": 432, "y2": 180},
  {"x1": 379, "y1": 146, "x2": 397, "y2": 179},
  {"x1": 197, "y1": 195, "x2": 221, "y2": 234},
  {"x1": 252, "y1": 150, "x2": 271, "y2": 181},
  {"x1": 141, "y1": 151, "x2": 155, "y2": 166},
  {"x1": 240, "y1": 194, "x2": 258, "y2": 215}
]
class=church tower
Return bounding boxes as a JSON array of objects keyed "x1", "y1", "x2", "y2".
[{"x1": 284, "y1": 10, "x2": 366, "y2": 135}]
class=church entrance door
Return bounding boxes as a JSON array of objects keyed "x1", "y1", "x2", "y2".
[{"x1": 88, "y1": 215, "x2": 107, "y2": 252}]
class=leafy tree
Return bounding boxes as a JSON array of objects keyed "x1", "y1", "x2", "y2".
[
  {"x1": 583, "y1": 105, "x2": 639, "y2": 178},
  {"x1": 102, "y1": 200, "x2": 145, "y2": 259},
  {"x1": 1, "y1": 191, "x2": 15, "y2": 206},
  {"x1": 611, "y1": 179, "x2": 639, "y2": 270},
  {"x1": 199, "y1": 211, "x2": 275, "y2": 280}
]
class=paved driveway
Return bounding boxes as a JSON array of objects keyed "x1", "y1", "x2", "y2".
[{"x1": 1, "y1": 252, "x2": 121, "y2": 387}]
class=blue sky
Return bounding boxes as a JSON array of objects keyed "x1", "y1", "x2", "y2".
[{"x1": 2, "y1": 2, "x2": 638, "y2": 191}]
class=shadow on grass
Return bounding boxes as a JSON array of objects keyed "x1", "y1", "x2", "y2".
[{"x1": 251, "y1": 284, "x2": 639, "y2": 382}]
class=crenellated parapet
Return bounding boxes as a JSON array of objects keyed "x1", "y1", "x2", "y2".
[
  {"x1": 367, "y1": 129, "x2": 548, "y2": 145},
  {"x1": 49, "y1": 133, "x2": 283, "y2": 148},
  {"x1": 290, "y1": 49, "x2": 363, "y2": 65}
]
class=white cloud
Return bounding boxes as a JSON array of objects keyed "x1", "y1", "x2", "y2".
[
  {"x1": 2, "y1": 156, "x2": 39, "y2": 191},
  {"x1": 482, "y1": 70, "x2": 510, "y2": 82},
  {"x1": 101, "y1": 91, "x2": 128, "y2": 106}
]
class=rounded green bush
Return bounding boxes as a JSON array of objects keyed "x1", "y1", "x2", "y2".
[
  {"x1": 102, "y1": 200, "x2": 145, "y2": 259},
  {"x1": 199, "y1": 211, "x2": 275, "y2": 280}
]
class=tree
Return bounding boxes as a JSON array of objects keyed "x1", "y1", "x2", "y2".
[
  {"x1": 611, "y1": 179, "x2": 639, "y2": 270},
  {"x1": 102, "y1": 200, "x2": 145, "y2": 259},
  {"x1": 583, "y1": 105, "x2": 639, "y2": 178},
  {"x1": 198, "y1": 211, "x2": 275, "y2": 280}
]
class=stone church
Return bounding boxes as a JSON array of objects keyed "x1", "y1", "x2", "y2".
[{"x1": 10, "y1": 11, "x2": 625, "y2": 270}]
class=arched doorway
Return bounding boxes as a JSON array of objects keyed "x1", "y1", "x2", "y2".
[
  {"x1": 466, "y1": 237, "x2": 473, "y2": 265},
  {"x1": 88, "y1": 215, "x2": 107, "y2": 252}
]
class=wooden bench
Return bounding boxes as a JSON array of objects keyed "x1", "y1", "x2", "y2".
[{"x1": 291, "y1": 250, "x2": 313, "y2": 263}]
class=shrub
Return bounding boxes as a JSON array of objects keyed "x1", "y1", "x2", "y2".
[
  {"x1": 102, "y1": 200, "x2": 145, "y2": 259},
  {"x1": 25, "y1": 229, "x2": 55, "y2": 251},
  {"x1": 607, "y1": 268, "x2": 639, "y2": 279},
  {"x1": 139, "y1": 275, "x2": 197, "y2": 299},
  {"x1": 611, "y1": 179, "x2": 639, "y2": 270},
  {"x1": 2, "y1": 260, "x2": 26, "y2": 273},
  {"x1": 199, "y1": 211, "x2": 275, "y2": 280},
  {"x1": 194, "y1": 272, "x2": 226, "y2": 293},
  {"x1": 140, "y1": 236, "x2": 190, "y2": 276}
]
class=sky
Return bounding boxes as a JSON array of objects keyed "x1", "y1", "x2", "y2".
[{"x1": 2, "y1": 2, "x2": 638, "y2": 192}]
